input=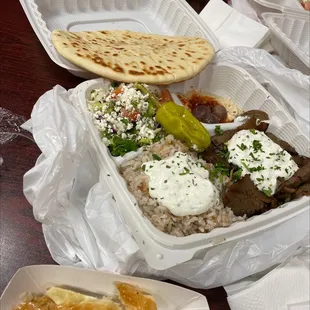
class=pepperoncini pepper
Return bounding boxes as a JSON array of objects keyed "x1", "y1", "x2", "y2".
[
  {"x1": 155, "y1": 101, "x2": 211, "y2": 152},
  {"x1": 134, "y1": 83, "x2": 160, "y2": 117}
]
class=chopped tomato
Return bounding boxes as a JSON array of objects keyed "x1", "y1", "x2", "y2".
[
  {"x1": 111, "y1": 86, "x2": 124, "y2": 98},
  {"x1": 121, "y1": 108, "x2": 139, "y2": 121},
  {"x1": 160, "y1": 89, "x2": 173, "y2": 103}
]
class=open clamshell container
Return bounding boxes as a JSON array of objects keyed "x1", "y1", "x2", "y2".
[
  {"x1": 249, "y1": 0, "x2": 309, "y2": 16},
  {"x1": 0, "y1": 265, "x2": 209, "y2": 310},
  {"x1": 71, "y1": 63, "x2": 310, "y2": 270},
  {"x1": 262, "y1": 12, "x2": 310, "y2": 75},
  {"x1": 19, "y1": 0, "x2": 219, "y2": 79}
]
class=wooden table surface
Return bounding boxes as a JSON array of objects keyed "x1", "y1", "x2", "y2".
[{"x1": 0, "y1": 1, "x2": 229, "y2": 308}]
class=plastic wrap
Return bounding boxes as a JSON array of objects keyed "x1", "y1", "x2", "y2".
[
  {"x1": 23, "y1": 49, "x2": 310, "y2": 288},
  {"x1": 0, "y1": 107, "x2": 34, "y2": 145},
  {"x1": 213, "y1": 47, "x2": 310, "y2": 136}
]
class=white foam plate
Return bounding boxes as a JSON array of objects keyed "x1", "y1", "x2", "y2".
[
  {"x1": 0, "y1": 265, "x2": 209, "y2": 310},
  {"x1": 262, "y1": 12, "x2": 310, "y2": 75},
  {"x1": 71, "y1": 63, "x2": 310, "y2": 270},
  {"x1": 19, "y1": 0, "x2": 219, "y2": 79}
]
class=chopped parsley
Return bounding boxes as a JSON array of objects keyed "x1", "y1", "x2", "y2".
[
  {"x1": 256, "y1": 175, "x2": 265, "y2": 182},
  {"x1": 232, "y1": 168, "x2": 243, "y2": 181},
  {"x1": 179, "y1": 167, "x2": 190, "y2": 176},
  {"x1": 252, "y1": 140, "x2": 262, "y2": 152},
  {"x1": 219, "y1": 144, "x2": 230, "y2": 160},
  {"x1": 262, "y1": 188, "x2": 272, "y2": 197},
  {"x1": 214, "y1": 125, "x2": 224, "y2": 136},
  {"x1": 121, "y1": 118, "x2": 129, "y2": 125},
  {"x1": 237, "y1": 143, "x2": 247, "y2": 151},
  {"x1": 249, "y1": 152, "x2": 259, "y2": 161},
  {"x1": 241, "y1": 160, "x2": 264, "y2": 173},
  {"x1": 152, "y1": 153, "x2": 162, "y2": 161},
  {"x1": 210, "y1": 162, "x2": 230, "y2": 180},
  {"x1": 109, "y1": 136, "x2": 138, "y2": 157}
]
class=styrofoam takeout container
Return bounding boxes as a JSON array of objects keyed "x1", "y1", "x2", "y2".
[
  {"x1": 72, "y1": 63, "x2": 310, "y2": 270},
  {"x1": 19, "y1": 0, "x2": 219, "y2": 79},
  {"x1": 0, "y1": 265, "x2": 209, "y2": 310},
  {"x1": 262, "y1": 12, "x2": 310, "y2": 75},
  {"x1": 249, "y1": 0, "x2": 309, "y2": 16}
]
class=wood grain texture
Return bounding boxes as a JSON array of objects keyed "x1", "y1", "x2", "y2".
[{"x1": 0, "y1": 1, "x2": 230, "y2": 309}]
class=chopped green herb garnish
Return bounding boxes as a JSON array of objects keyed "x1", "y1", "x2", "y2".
[
  {"x1": 237, "y1": 143, "x2": 247, "y2": 151},
  {"x1": 252, "y1": 140, "x2": 262, "y2": 152},
  {"x1": 250, "y1": 129, "x2": 257, "y2": 134},
  {"x1": 249, "y1": 152, "x2": 259, "y2": 161},
  {"x1": 210, "y1": 162, "x2": 230, "y2": 180},
  {"x1": 241, "y1": 160, "x2": 264, "y2": 173},
  {"x1": 121, "y1": 118, "x2": 129, "y2": 125},
  {"x1": 262, "y1": 188, "x2": 272, "y2": 197},
  {"x1": 179, "y1": 167, "x2": 190, "y2": 176},
  {"x1": 152, "y1": 154, "x2": 162, "y2": 161},
  {"x1": 166, "y1": 165, "x2": 171, "y2": 169},
  {"x1": 214, "y1": 125, "x2": 224, "y2": 136},
  {"x1": 219, "y1": 144, "x2": 230, "y2": 159},
  {"x1": 232, "y1": 168, "x2": 243, "y2": 181},
  {"x1": 249, "y1": 165, "x2": 264, "y2": 172},
  {"x1": 109, "y1": 136, "x2": 138, "y2": 157},
  {"x1": 256, "y1": 175, "x2": 265, "y2": 182}
]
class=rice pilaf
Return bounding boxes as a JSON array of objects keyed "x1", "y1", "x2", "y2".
[{"x1": 119, "y1": 135, "x2": 244, "y2": 237}]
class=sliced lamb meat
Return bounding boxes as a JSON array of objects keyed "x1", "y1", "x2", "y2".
[
  {"x1": 211, "y1": 117, "x2": 269, "y2": 145},
  {"x1": 241, "y1": 110, "x2": 269, "y2": 121},
  {"x1": 292, "y1": 155, "x2": 310, "y2": 167},
  {"x1": 294, "y1": 183, "x2": 310, "y2": 199},
  {"x1": 203, "y1": 143, "x2": 228, "y2": 166},
  {"x1": 265, "y1": 133, "x2": 310, "y2": 167},
  {"x1": 275, "y1": 162, "x2": 310, "y2": 201},
  {"x1": 223, "y1": 175, "x2": 278, "y2": 217},
  {"x1": 265, "y1": 132, "x2": 298, "y2": 155}
]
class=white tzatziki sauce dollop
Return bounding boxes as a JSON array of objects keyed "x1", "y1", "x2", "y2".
[
  {"x1": 227, "y1": 129, "x2": 299, "y2": 196},
  {"x1": 142, "y1": 152, "x2": 219, "y2": 216}
]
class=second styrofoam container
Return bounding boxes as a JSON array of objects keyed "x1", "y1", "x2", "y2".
[
  {"x1": 19, "y1": 0, "x2": 219, "y2": 79},
  {"x1": 249, "y1": 0, "x2": 308, "y2": 16},
  {"x1": 72, "y1": 63, "x2": 310, "y2": 270},
  {"x1": 262, "y1": 12, "x2": 310, "y2": 75}
]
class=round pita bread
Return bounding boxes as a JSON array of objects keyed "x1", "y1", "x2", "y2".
[{"x1": 51, "y1": 29, "x2": 215, "y2": 84}]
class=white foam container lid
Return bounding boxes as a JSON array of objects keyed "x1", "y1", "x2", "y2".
[
  {"x1": 71, "y1": 63, "x2": 310, "y2": 270},
  {"x1": 250, "y1": 0, "x2": 309, "y2": 16},
  {"x1": 0, "y1": 265, "x2": 209, "y2": 309},
  {"x1": 19, "y1": 0, "x2": 219, "y2": 79},
  {"x1": 262, "y1": 12, "x2": 310, "y2": 75}
]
